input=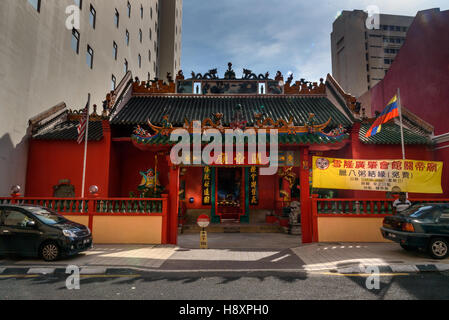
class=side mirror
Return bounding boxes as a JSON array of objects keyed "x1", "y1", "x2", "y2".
[{"x1": 26, "y1": 220, "x2": 37, "y2": 228}]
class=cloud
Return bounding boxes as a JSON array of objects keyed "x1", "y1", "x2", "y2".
[{"x1": 181, "y1": 0, "x2": 449, "y2": 81}]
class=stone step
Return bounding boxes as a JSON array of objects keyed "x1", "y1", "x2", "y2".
[{"x1": 180, "y1": 224, "x2": 285, "y2": 234}]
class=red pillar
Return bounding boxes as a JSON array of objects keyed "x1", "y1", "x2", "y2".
[
  {"x1": 300, "y1": 147, "x2": 313, "y2": 243},
  {"x1": 168, "y1": 164, "x2": 180, "y2": 245}
]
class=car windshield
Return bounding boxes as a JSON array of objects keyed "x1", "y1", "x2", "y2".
[
  {"x1": 399, "y1": 204, "x2": 440, "y2": 220},
  {"x1": 24, "y1": 207, "x2": 68, "y2": 225}
]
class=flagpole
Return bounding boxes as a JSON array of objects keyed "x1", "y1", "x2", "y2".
[
  {"x1": 397, "y1": 88, "x2": 406, "y2": 160},
  {"x1": 81, "y1": 94, "x2": 91, "y2": 207}
]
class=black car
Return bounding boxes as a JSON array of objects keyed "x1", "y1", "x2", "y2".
[
  {"x1": 0, "y1": 205, "x2": 92, "y2": 261},
  {"x1": 381, "y1": 203, "x2": 449, "y2": 259}
]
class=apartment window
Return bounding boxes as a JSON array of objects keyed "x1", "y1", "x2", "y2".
[
  {"x1": 126, "y1": 30, "x2": 130, "y2": 46},
  {"x1": 366, "y1": 64, "x2": 369, "y2": 72},
  {"x1": 124, "y1": 59, "x2": 128, "y2": 73},
  {"x1": 148, "y1": 50, "x2": 151, "y2": 62},
  {"x1": 127, "y1": 2, "x2": 131, "y2": 18},
  {"x1": 114, "y1": 9, "x2": 120, "y2": 28},
  {"x1": 395, "y1": 26, "x2": 401, "y2": 31},
  {"x1": 138, "y1": 54, "x2": 142, "y2": 68},
  {"x1": 71, "y1": 29, "x2": 80, "y2": 54},
  {"x1": 139, "y1": 29, "x2": 143, "y2": 43},
  {"x1": 150, "y1": 7, "x2": 153, "y2": 19},
  {"x1": 74, "y1": 0, "x2": 82, "y2": 9},
  {"x1": 149, "y1": 28, "x2": 152, "y2": 40},
  {"x1": 111, "y1": 75, "x2": 116, "y2": 91},
  {"x1": 113, "y1": 42, "x2": 118, "y2": 60},
  {"x1": 86, "y1": 45, "x2": 94, "y2": 69},
  {"x1": 89, "y1": 5, "x2": 96, "y2": 29},
  {"x1": 28, "y1": 0, "x2": 41, "y2": 11},
  {"x1": 140, "y1": 5, "x2": 144, "y2": 19}
]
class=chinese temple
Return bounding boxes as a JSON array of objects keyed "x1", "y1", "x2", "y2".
[{"x1": 25, "y1": 63, "x2": 440, "y2": 245}]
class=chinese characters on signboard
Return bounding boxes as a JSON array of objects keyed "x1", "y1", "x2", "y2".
[
  {"x1": 202, "y1": 166, "x2": 212, "y2": 205},
  {"x1": 312, "y1": 157, "x2": 443, "y2": 194},
  {"x1": 249, "y1": 166, "x2": 259, "y2": 205}
]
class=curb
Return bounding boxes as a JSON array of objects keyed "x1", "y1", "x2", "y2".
[
  {"x1": 332, "y1": 263, "x2": 449, "y2": 274},
  {"x1": 0, "y1": 263, "x2": 448, "y2": 276}
]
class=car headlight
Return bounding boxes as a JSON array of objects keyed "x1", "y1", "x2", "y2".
[
  {"x1": 63, "y1": 229, "x2": 77, "y2": 238},
  {"x1": 86, "y1": 227, "x2": 91, "y2": 235}
]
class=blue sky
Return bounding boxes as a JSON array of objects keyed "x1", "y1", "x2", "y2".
[{"x1": 181, "y1": 0, "x2": 448, "y2": 82}]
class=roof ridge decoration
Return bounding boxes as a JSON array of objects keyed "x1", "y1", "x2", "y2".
[
  {"x1": 326, "y1": 73, "x2": 360, "y2": 114},
  {"x1": 140, "y1": 112, "x2": 336, "y2": 136},
  {"x1": 68, "y1": 104, "x2": 107, "y2": 122}
]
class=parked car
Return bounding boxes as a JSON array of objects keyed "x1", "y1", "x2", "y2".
[
  {"x1": 381, "y1": 203, "x2": 449, "y2": 259},
  {"x1": 0, "y1": 205, "x2": 92, "y2": 261}
]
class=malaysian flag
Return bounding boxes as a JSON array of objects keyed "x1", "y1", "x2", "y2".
[{"x1": 77, "y1": 98, "x2": 90, "y2": 144}]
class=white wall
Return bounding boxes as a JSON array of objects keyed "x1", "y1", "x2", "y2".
[{"x1": 0, "y1": 0, "x2": 182, "y2": 196}]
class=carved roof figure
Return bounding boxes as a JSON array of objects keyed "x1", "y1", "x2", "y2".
[{"x1": 224, "y1": 62, "x2": 236, "y2": 80}]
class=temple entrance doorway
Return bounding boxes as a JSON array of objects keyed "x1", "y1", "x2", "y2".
[{"x1": 216, "y1": 167, "x2": 243, "y2": 223}]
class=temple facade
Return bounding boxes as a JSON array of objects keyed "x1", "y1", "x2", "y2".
[{"x1": 24, "y1": 64, "x2": 440, "y2": 244}]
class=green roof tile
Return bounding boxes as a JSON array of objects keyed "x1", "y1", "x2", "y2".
[{"x1": 359, "y1": 123, "x2": 432, "y2": 145}]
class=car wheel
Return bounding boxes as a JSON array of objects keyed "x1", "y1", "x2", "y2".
[
  {"x1": 428, "y1": 238, "x2": 449, "y2": 260},
  {"x1": 400, "y1": 244, "x2": 416, "y2": 251},
  {"x1": 41, "y1": 242, "x2": 60, "y2": 262}
]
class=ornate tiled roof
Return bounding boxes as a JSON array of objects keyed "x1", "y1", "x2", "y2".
[
  {"x1": 33, "y1": 121, "x2": 103, "y2": 141},
  {"x1": 111, "y1": 96, "x2": 353, "y2": 128},
  {"x1": 359, "y1": 123, "x2": 432, "y2": 145}
]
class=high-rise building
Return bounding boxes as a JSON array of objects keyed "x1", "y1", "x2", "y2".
[
  {"x1": 159, "y1": 0, "x2": 182, "y2": 80},
  {"x1": 331, "y1": 10, "x2": 413, "y2": 98},
  {"x1": 0, "y1": 0, "x2": 182, "y2": 196}
]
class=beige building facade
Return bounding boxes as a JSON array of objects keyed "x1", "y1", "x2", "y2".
[
  {"x1": 331, "y1": 10, "x2": 414, "y2": 98},
  {"x1": 0, "y1": 0, "x2": 182, "y2": 196}
]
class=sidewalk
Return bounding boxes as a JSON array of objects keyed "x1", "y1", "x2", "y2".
[{"x1": 1, "y1": 234, "x2": 448, "y2": 274}]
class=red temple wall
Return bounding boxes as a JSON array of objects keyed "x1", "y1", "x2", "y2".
[
  {"x1": 26, "y1": 139, "x2": 111, "y2": 198},
  {"x1": 113, "y1": 143, "x2": 170, "y2": 197}
]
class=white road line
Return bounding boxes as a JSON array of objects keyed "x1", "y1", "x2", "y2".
[
  {"x1": 271, "y1": 254, "x2": 291, "y2": 263},
  {"x1": 0, "y1": 268, "x2": 5, "y2": 274},
  {"x1": 27, "y1": 268, "x2": 56, "y2": 275},
  {"x1": 435, "y1": 264, "x2": 449, "y2": 272},
  {"x1": 390, "y1": 265, "x2": 419, "y2": 273}
]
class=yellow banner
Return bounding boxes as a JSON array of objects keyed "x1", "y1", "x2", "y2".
[{"x1": 312, "y1": 157, "x2": 443, "y2": 194}]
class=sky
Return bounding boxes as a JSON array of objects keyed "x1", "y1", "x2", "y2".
[{"x1": 180, "y1": 0, "x2": 448, "y2": 82}]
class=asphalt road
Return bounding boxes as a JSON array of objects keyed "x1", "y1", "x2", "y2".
[{"x1": 0, "y1": 270, "x2": 448, "y2": 301}]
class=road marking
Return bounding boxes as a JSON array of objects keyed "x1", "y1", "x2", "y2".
[
  {"x1": 313, "y1": 272, "x2": 410, "y2": 277},
  {"x1": 0, "y1": 275, "x2": 39, "y2": 279},
  {"x1": 80, "y1": 274, "x2": 141, "y2": 279},
  {"x1": 27, "y1": 268, "x2": 56, "y2": 275},
  {"x1": 0, "y1": 268, "x2": 5, "y2": 274},
  {"x1": 435, "y1": 264, "x2": 449, "y2": 272},
  {"x1": 390, "y1": 265, "x2": 419, "y2": 273},
  {"x1": 271, "y1": 254, "x2": 291, "y2": 262}
]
